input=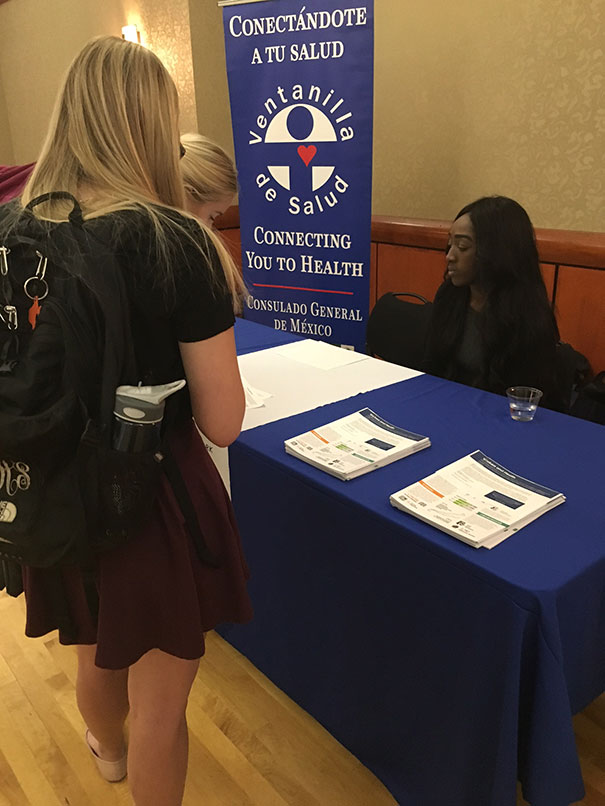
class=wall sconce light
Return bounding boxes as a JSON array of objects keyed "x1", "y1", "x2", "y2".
[{"x1": 121, "y1": 25, "x2": 141, "y2": 44}]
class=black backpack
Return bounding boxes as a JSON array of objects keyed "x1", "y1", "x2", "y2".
[
  {"x1": 0, "y1": 193, "x2": 221, "y2": 602},
  {"x1": 0, "y1": 193, "x2": 163, "y2": 593}
]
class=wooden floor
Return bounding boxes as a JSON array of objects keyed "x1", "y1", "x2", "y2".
[{"x1": 0, "y1": 591, "x2": 604, "y2": 806}]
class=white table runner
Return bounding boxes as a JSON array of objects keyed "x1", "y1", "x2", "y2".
[{"x1": 206, "y1": 339, "x2": 421, "y2": 493}]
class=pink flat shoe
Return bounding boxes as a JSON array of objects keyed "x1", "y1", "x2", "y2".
[{"x1": 85, "y1": 729, "x2": 127, "y2": 782}]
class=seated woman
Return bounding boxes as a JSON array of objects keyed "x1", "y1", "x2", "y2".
[{"x1": 425, "y1": 195, "x2": 564, "y2": 409}]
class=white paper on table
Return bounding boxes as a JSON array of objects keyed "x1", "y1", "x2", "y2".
[
  {"x1": 241, "y1": 374, "x2": 273, "y2": 409},
  {"x1": 238, "y1": 346, "x2": 422, "y2": 431},
  {"x1": 274, "y1": 339, "x2": 370, "y2": 370}
]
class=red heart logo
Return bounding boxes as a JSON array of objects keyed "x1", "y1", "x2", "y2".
[{"x1": 297, "y1": 145, "x2": 317, "y2": 166}]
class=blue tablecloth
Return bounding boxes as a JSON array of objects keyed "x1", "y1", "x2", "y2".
[{"x1": 222, "y1": 369, "x2": 605, "y2": 806}]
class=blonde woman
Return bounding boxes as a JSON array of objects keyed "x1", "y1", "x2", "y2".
[
  {"x1": 180, "y1": 132, "x2": 237, "y2": 227},
  {"x1": 180, "y1": 132, "x2": 244, "y2": 308},
  {"x1": 5, "y1": 36, "x2": 252, "y2": 805}
]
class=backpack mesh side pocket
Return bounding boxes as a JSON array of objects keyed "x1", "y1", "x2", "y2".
[{"x1": 78, "y1": 423, "x2": 164, "y2": 552}]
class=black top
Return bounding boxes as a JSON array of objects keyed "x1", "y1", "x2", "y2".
[
  {"x1": 426, "y1": 281, "x2": 565, "y2": 411},
  {"x1": 88, "y1": 207, "x2": 235, "y2": 421},
  {"x1": 448, "y1": 306, "x2": 484, "y2": 387}
]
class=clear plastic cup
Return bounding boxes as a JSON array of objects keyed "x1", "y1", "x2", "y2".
[{"x1": 506, "y1": 386, "x2": 543, "y2": 422}]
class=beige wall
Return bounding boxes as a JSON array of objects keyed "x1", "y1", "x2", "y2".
[
  {"x1": 188, "y1": 0, "x2": 234, "y2": 155},
  {"x1": 138, "y1": 0, "x2": 197, "y2": 133},
  {"x1": 189, "y1": 0, "x2": 604, "y2": 230},
  {"x1": 0, "y1": 62, "x2": 13, "y2": 164},
  {"x1": 373, "y1": 0, "x2": 605, "y2": 230},
  {"x1": 0, "y1": 0, "x2": 131, "y2": 164},
  {"x1": 0, "y1": 0, "x2": 197, "y2": 164},
  {"x1": 2, "y1": 0, "x2": 603, "y2": 231}
]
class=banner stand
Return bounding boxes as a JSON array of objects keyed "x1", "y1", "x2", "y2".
[
  {"x1": 221, "y1": 0, "x2": 374, "y2": 352},
  {"x1": 218, "y1": 1, "x2": 271, "y2": 8}
]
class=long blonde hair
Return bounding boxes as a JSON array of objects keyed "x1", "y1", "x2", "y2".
[
  {"x1": 23, "y1": 36, "x2": 183, "y2": 216},
  {"x1": 20, "y1": 36, "x2": 239, "y2": 305},
  {"x1": 180, "y1": 133, "x2": 237, "y2": 204},
  {"x1": 179, "y1": 132, "x2": 243, "y2": 305}
]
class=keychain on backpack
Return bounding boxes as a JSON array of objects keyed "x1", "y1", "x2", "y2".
[
  {"x1": 23, "y1": 250, "x2": 48, "y2": 330},
  {"x1": 0, "y1": 244, "x2": 18, "y2": 335},
  {"x1": 0, "y1": 245, "x2": 9, "y2": 276}
]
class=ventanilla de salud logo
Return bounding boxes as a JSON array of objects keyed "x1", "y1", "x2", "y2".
[{"x1": 248, "y1": 82, "x2": 355, "y2": 216}]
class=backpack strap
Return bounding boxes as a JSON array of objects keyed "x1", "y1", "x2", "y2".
[
  {"x1": 160, "y1": 444, "x2": 221, "y2": 568},
  {"x1": 0, "y1": 557, "x2": 24, "y2": 597},
  {"x1": 26, "y1": 192, "x2": 84, "y2": 228}
]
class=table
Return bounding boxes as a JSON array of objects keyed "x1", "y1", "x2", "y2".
[
  {"x1": 236, "y1": 325, "x2": 421, "y2": 431},
  {"x1": 221, "y1": 360, "x2": 605, "y2": 806}
]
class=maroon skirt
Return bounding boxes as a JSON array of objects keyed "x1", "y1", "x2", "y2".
[{"x1": 22, "y1": 421, "x2": 253, "y2": 669}]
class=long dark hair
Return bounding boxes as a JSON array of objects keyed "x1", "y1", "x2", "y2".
[{"x1": 426, "y1": 196, "x2": 560, "y2": 399}]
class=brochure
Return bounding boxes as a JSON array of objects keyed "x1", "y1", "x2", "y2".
[
  {"x1": 285, "y1": 408, "x2": 430, "y2": 481},
  {"x1": 389, "y1": 450, "x2": 565, "y2": 548}
]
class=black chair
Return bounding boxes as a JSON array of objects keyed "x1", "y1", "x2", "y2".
[
  {"x1": 570, "y1": 370, "x2": 605, "y2": 424},
  {"x1": 366, "y1": 292, "x2": 433, "y2": 371},
  {"x1": 554, "y1": 341, "x2": 592, "y2": 414}
]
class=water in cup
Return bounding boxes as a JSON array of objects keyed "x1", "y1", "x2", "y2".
[
  {"x1": 506, "y1": 386, "x2": 543, "y2": 422},
  {"x1": 509, "y1": 400, "x2": 538, "y2": 421}
]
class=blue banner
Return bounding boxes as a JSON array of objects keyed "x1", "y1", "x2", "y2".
[{"x1": 222, "y1": 0, "x2": 374, "y2": 351}]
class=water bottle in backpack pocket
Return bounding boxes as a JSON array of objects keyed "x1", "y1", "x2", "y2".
[
  {"x1": 112, "y1": 380, "x2": 186, "y2": 453},
  {"x1": 80, "y1": 380, "x2": 187, "y2": 552}
]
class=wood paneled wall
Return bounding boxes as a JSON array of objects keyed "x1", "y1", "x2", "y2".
[{"x1": 217, "y1": 209, "x2": 605, "y2": 373}]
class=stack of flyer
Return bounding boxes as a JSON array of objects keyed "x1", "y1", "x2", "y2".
[
  {"x1": 284, "y1": 408, "x2": 430, "y2": 481},
  {"x1": 389, "y1": 450, "x2": 565, "y2": 549}
]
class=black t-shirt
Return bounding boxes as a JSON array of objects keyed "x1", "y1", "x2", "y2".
[{"x1": 88, "y1": 206, "x2": 235, "y2": 421}]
